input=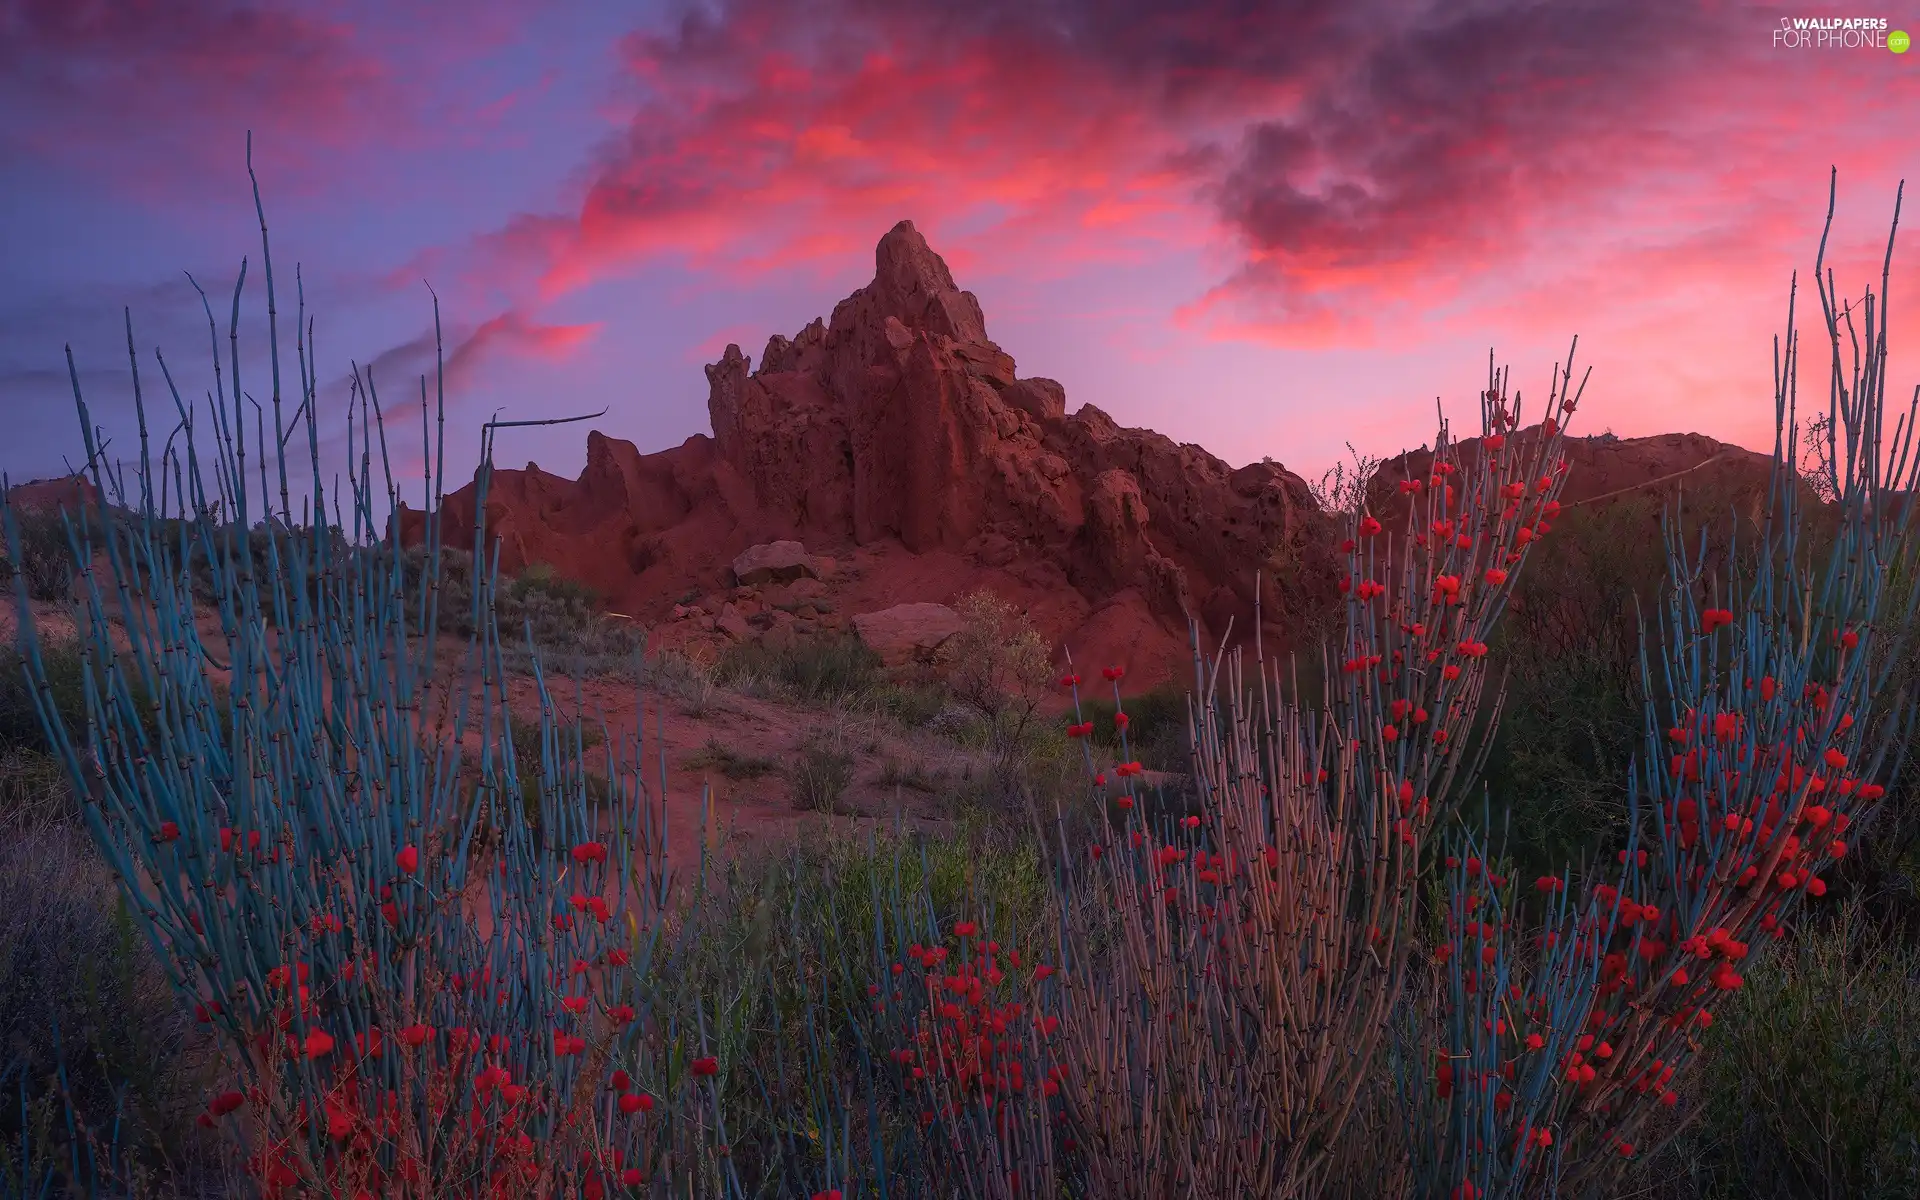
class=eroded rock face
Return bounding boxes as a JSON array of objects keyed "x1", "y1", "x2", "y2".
[
  {"x1": 694, "y1": 220, "x2": 1329, "y2": 645},
  {"x1": 400, "y1": 218, "x2": 1334, "y2": 674}
]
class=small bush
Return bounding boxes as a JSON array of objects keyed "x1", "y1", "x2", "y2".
[
  {"x1": 716, "y1": 634, "x2": 884, "y2": 705},
  {"x1": 787, "y1": 728, "x2": 854, "y2": 812},
  {"x1": 0, "y1": 746, "x2": 72, "y2": 829},
  {"x1": 1678, "y1": 904, "x2": 1920, "y2": 1199},
  {"x1": 0, "y1": 507, "x2": 84, "y2": 602},
  {"x1": 0, "y1": 641, "x2": 88, "y2": 754},
  {"x1": 935, "y1": 590, "x2": 1059, "y2": 804},
  {"x1": 940, "y1": 590, "x2": 1052, "y2": 721},
  {"x1": 1076, "y1": 683, "x2": 1193, "y2": 775},
  {"x1": 876, "y1": 755, "x2": 942, "y2": 794},
  {"x1": 1, "y1": 640, "x2": 160, "y2": 766},
  {"x1": 400, "y1": 547, "x2": 644, "y2": 667},
  {"x1": 0, "y1": 824, "x2": 223, "y2": 1189},
  {"x1": 864, "y1": 679, "x2": 949, "y2": 729},
  {"x1": 687, "y1": 738, "x2": 780, "y2": 781}
]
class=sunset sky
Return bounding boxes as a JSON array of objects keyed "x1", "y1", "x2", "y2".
[{"x1": 0, "y1": 0, "x2": 1913, "y2": 506}]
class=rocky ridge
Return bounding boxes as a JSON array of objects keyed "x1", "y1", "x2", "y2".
[
  {"x1": 393, "y1": 223, "x2": 1776, "y2": 682},
  {"x1": 399, "y1": 221, "x2": 1335, "y2": 682}
]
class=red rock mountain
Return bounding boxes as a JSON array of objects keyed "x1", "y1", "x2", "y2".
[
  {"x1": 400, "y1": 221, "x2": 1335, "y2": 680},
  {"x1": 397, "y1": 222, "x2": 1775, "y2": 683}
]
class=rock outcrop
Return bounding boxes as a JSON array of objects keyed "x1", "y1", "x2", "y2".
[
  {"x1": 400, "y1": 220, "x2": 1335, "y2": 679},
  {"x1": 391, "y1": 222, "x2": 1786, "y2": 683},
  {"x1": 4, "y1": 475, "x2": 103, "y2": 516}
]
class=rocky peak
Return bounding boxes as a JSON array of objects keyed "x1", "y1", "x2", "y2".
[{"x1": 405, "y1": 220, "x2": 1332, "y2": 681}]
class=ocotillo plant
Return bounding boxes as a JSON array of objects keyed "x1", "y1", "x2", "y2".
[
  {"x1": 1028, "y1": 356, "x2": 1582, "y2": 1198},
  {"x1": 1418, "y1": 174, "x2": 1918, "y2": 1200},
  {"x1": 1, "y1": 146, "x2": 742, "y2": 1199}
]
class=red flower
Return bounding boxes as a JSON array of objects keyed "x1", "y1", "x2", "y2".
[
  {"x1": 691, "y1": 1056, "x2": 720, "y2": 1076},
  {"x1": 570, "y1": 841, "x2": 607, "y2": 864},
  {"x1": 304, "y1": 1029, "x2": 335, "y2": 1059},
  {"x1": 611, "y1": 1070, "x2": 632, "y2": 1092},
  {"x1": 1358, "y1": 516, "x2": 1383, "y2": 537},
  {"x1": 1823, "y1": 747, "x2": 1848, "y2": 770},
  {"x1": 209, "y1": 1090, "x2": 246, "y2": 1116},
  {"x1": 1701, "y1": 608, "x2": 1735, "y2": 633},
  {"x1": 1114, "y1": 712, "x2": 1130, "y2": 730},
  {"x1": 954, "y1": 921, "x2": 978, "y2": 937},
  {"x1": 1483, "y1": 568, "x2": 1508, "y2": 586},
  {"x1": 1101, "y1": 665, "x2": 1125, "y2": 681},
  {"x1": 562, "y1": 996, "x2": 589, "y2": 1014},
  {"x1": 1059, "y1": 674, "x2": 1081, "y2": 688},
  {"x1": 618, "y1": 1093, "x2": 653, "y2": 1115},
  {"x1": 156, "y1": 821, "x2": 180, "y2": 843},
  {"x1": 400, "y1": 1024, "x2": 433, "y2": 1047},
  {"x1": 397, "y1": 845, "x2": 419, "y2": 875}
]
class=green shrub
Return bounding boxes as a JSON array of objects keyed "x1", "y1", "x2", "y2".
[
  {"x1": 686, "y1": 737, "x2": 780, "y2": 781},
  {"x1": 1477, "y1": 495, "x2": 1679, "y2": 873},
  {"x1": 716, "y1": 634, "x2": 885, "y2": 705},
  {"x1": 0, "y1": 746, "x2": 72, "y2": 829},
  {"x1": 0, "y1": 640, "x2": 147, "y2": 760},
  {"x1": 0, "y1": 507, "x2": 85, "y2": 602},
  {"x1": 787, "y1": 728, "x2": 854, "y2": 812},
  {"x1": 651, "y1": 819, "x2": 1052, "y2": 1182},
  {"x1": 399, "y1": 547, "x2": 644, "y2": 668},
  {"x1": 0, "y1": 824, "x2": 224, "y2": 1190},
  {"x1": 1077, "y1": 683, "x2": 1193, "y2": 775},
  {"x1": 1675, "y1": 903, "x2": 1920, "y2": 1198}
]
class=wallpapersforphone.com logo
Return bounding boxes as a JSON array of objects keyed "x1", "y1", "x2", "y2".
[{"x1": 1772, "y1": 16, "x2": 1908, "y2": 51}]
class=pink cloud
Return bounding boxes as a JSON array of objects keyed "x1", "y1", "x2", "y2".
[
  {"x1": 443, "y1": 310, "x2": 602, "y2": 390},
  {"x1": 382, "y1": 0, "x2": 1910, "y2": 477},
  {"x1": 446, "y1": 2, "x2": 1906, "y2": 343},
  {"x1": 458, "y1": 0, "x2": 1222, "y2": 302}
]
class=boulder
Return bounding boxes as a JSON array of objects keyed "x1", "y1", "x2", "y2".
[
  {"x1": 852, "y1": 602, "x2": 967, "y2": 666},
  {"x1": 731, "y1": 540, "x2": 818, "y2": 586},
  {"x1": 714, "y1": 603, "x2": 752, "y2": 641}
]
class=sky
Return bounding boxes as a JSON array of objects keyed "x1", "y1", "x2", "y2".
[{"x1": 0, "y1": 0, "x2": 1914, "y2": 512}]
